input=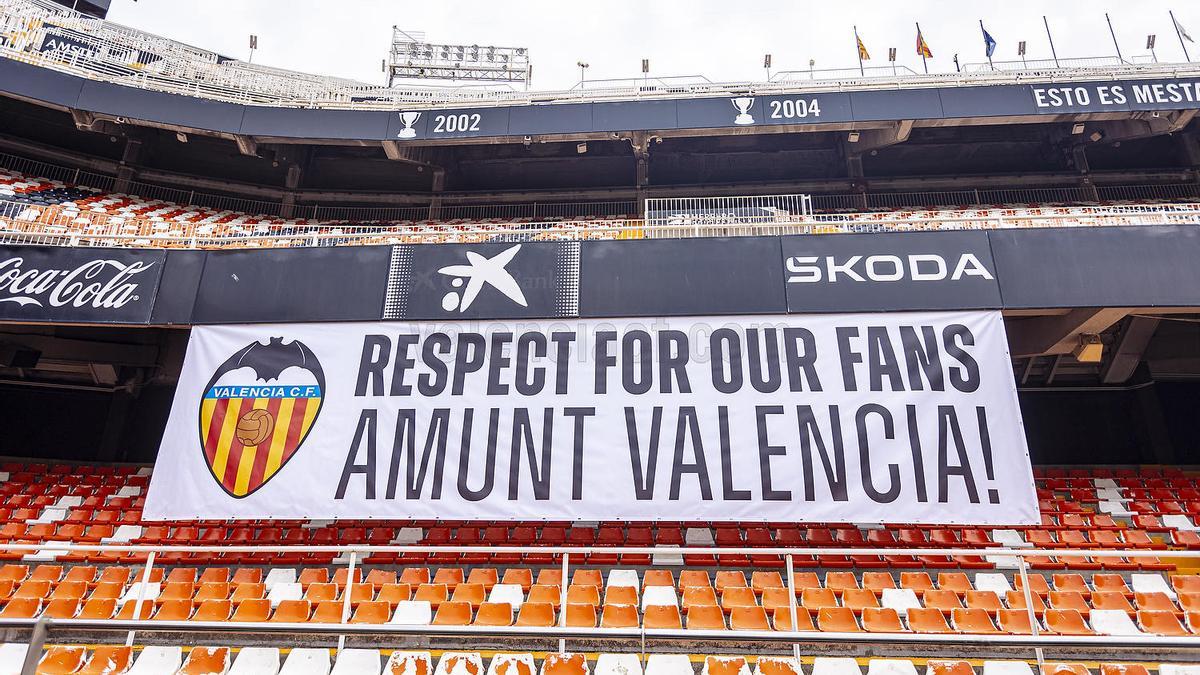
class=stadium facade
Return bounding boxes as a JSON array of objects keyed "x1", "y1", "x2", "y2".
[{"x1": 2, "y1": 0, "x2": 1200, "y2": 673}]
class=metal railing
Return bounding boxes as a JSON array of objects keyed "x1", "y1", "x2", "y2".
[
  {"x1": 2, "y1": 201, "x2": 1199, "y2": 250},
  {"x1": 0, "y1": 540, "x2": 1196, "y2": 674},
  {"x1": 644, "y1": 194, "x2": 813, "y2": 228},
  {"x1": 3, "y1": 0, "x2": 1200, "y2": 111}
]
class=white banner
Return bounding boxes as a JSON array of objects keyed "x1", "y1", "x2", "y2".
[{"x1": 144, "y1": 311, "x2": 1037, "y2": 525}]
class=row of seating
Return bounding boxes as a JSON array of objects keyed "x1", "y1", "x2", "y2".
[
  {"x1": 0, "y1": 565, "x2": 1189, "y2": 599},
  {"x1": 3, "y1": 166, "x2": 1199, "y2": 250},
  {"x1": 9, "y1": 646, "x2": 1200, "y2": 675}
]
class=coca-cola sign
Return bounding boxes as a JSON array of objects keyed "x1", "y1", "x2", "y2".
[{"x1": 0, "y1": 246, "x2": 164, "y2": 324}]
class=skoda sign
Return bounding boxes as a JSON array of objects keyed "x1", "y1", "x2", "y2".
[{"x1": 781, "y1": 231, "x2": 1003, "y2": 312}]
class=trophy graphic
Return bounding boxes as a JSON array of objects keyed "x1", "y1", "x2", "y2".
[
  {"x1": 397, "y1": 111, "x2": 421, "y2": 139},
  {"x1": 731, "y1": 97, "x2": 755, "y2": 125}
]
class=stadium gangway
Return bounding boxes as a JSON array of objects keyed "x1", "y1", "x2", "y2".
[
  {"x1": 0, "y1": 541, "x2": 1198, "y2": 674},
  {"x1": 4, "y1": 203, "x2": 1200, "y2": 249}
]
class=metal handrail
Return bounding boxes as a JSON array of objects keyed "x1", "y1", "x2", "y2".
[
  {"x1": 2, "y1": 541, "x2": 1196, "y2": 666},
  {"x1": 3, "y1": 205, "x2": 1199, "y2": 250}
]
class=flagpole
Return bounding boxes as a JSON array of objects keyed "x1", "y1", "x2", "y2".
[
  {"x1": 1105, "y1": 12, "x2": 1124, "y2": 63},
  {"x1": 1171, "y1": 10, "x2": 1192, "y2": 61},
  {"x1": 916, "y1": 21, "x2": 928, "y2": 74},
  {"x1": 1043, "y1": 15, "x2": 1061, "y2": 68},
  {"x1": 980, "y1": 19, "x2": 994, "y2": 70},
  {"x1": 854, "y1": 25, "x2": 864, "y2": 77}
]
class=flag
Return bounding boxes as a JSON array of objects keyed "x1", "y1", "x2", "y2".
[
  {"x1": 917, "y1": 29, "x2": 933, "y2": 58},
  {"x1": 981, "y1": 25, "x2": 997, "y2": 57},
  {"x1": 857, "y1": 35, "x2": 871, "y2": 60},
  {"x1": 1176, "y1": 15, "x2": 1196, "y2": 42}
]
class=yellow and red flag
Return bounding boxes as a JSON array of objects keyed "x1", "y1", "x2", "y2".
[
  {"x1": 916, "y1": 30, "x2": 933, "y2": 58},
  {"x1": 857, "y1": 35, "x2": 871, "y2": 61}
]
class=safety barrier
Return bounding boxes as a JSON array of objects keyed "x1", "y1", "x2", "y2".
[
  {"x1": 2, "y1": 202, "x2": 1199, "y2": 249},
  {"x1": 0, "y1": 541, "x2": 1196, "y2": 675}
]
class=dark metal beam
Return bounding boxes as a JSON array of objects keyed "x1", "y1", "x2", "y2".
[{"x1": 1100, "y1": 315, "x2": 1161, "y2": 385}]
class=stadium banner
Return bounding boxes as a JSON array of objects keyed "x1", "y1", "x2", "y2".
[
  {"x1": 0, "y1": 245, "x2": 164, "y2": 324},
  {"x1": 143, "y1": 310, "x2": 1038, "y2": 524}
]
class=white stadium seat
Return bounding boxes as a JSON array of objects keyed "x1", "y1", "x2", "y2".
[
  {"x1": 280, "y1": 648, "x2": 331, "y2": 675},
  {"x1": 391, "y1": 600, "x2": 432, "y2": 625},
  {"x1": 982, "y1": 662, "x2": 1034, "y2": 675},
  {"x1": 267, "y1": 582, "x2": 304, "y2": 607},
  {"x1": 642, "y1": 586, "x2": 678, "y2": 609},
  {"x1": 332, "y1": 650, "x2": 381, "y2": 675},
  {"x1": 811, "y1": 658, "x2": 862, "y2": 675},
  {"x1": 0, "y1": 644, "x2": 27, "y2": 675},
  {"x1": 489, "y1": 583, "x2": 525, "y2": 609},
  {"x1": 1090, "y1": 609, "x2": 1143, "y2": 636},
  {"x1": 125, "y1": 646, "x2": 183, "y2": 675},
  {"x1": 645, "y1": 655, "x2": 694, "y2": 675},
  {"x1": 596, "y1": 654, "x2": 644, "y2": 675},
  {"x1": 1131, "y1": 574, "x2": 1177, "y2": 599},
  {"x1": 229, "y1": 648, "x2": 281, "y2": 675},
  {"x1": 867, "y1": 661, "x2": 919, "y2": 675}
]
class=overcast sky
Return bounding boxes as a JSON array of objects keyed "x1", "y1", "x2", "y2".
[{"x1": 104, "y1": 1, "x2": 1198, "y2": 90}]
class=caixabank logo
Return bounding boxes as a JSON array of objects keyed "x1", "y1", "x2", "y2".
[{"x1": 198, "y1": 337, "x2": 325, "y2": 498}]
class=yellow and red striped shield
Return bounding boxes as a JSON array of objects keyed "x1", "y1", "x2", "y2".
[{"x1": 197, "y1": 338, "x2": 325, "y2": 498}]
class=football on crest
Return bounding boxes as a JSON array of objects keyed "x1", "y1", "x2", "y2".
[{"x1": 235, "y1": 408, "x2": 275, "y2": 446}]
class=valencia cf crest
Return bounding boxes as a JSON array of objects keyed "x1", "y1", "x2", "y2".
[{"x1": 197, "y1": 337, "x2": 325, "y2": 498}]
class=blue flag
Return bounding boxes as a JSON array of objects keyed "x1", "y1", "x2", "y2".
[{"x1": 981, "y1": 25, "x2": 997, "y2": 57}]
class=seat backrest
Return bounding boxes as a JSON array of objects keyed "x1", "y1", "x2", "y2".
[
  {"x1": 729, "y1": 606, "x2": 770, "y2": 631},
  {"x1": 433, "y1": 600, "x2": 473, "y2": 626},
  {"x1": 37, "y1": 646, "x2": 87, "y2": 674},
  {"x1": 600, "y1": 603, "x2": 638, "y2": 628},
  {"x1": 279, "y1": 648, "x2": 331, "y2": 675},
  {"x1": 271, "y1": 600, "x2": 313, "y2": 623},
  {"x1": 863, "y1": 607, "x2": 906, "y2": 633},
  {"x1": 434, "y1": 654, "x2": 484, "y2": 675},
  {"x1": 391, "y1": 600, "x2": 432, "y2": 626},
  {"x1": 810, "y1": 658, "x2": 863, "y2": 675},
  {"x1": 179, "y1": 646, "x2": 230, "y2": 675},
  {"x1": 565, "y1": 602, "x2": 597, "y2": 628},
  {"x1": 542, "y1": 653, "x2": 589, "y2": 675},
  {"x1": 484, "y1": 653, "x2": 535, "y2": 675},
  {"x1": 474, "y1": 601, "x2": 513, "y2": 627},
  {"x1": 384, "y1": 648, "x2": 432, "y2": 672},
  {"x1": 78, "y1": 645, "x2": 133, "y2": 675},
  {"x1": 125, "y1": 645, "x2": 183, "y2": 675},
  {"x1": 702, "y1": 657, "x2": 750, "y2": 675},
  {"x1": 511, "y1": 601, "x2": 553, "y2": 627},
  {"x1": 228, "y1": 647, "x2": 281, "y2": 675},
  {"x1": 817, "y1": 607, "x2": 862, "y2": 632},
  {"x1": 596, "y1": 654, "x2": 644, "y2": 675},
  {"x1": 332, "y1": 649, "x2": 382, "y2": 675},
  {"x1": 232, "y1": 599, "x2": 271, "y2": 622}
]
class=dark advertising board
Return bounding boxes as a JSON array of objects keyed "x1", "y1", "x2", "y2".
[
  {"x1": 579, "y1": 237, "x2": 786, "y2": 317},
  {"x1": 0, "y1": 245, "x2": 164, "y2": 324},
  {"x1": 189, "y1": 246, "x2": 391, "y2": 324},
  {"x1": 383, "y1": 241, "x2": 580, "y2": 320},
  {"x1": 781, "y1": 231, "x2": 1003, "y2": 312}
]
